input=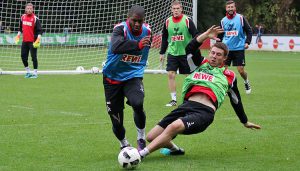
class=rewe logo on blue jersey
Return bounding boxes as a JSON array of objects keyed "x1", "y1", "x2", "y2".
[
  {"x1": 121, "y1": 54, "x2": 142, "y2": 63},
  {"x1": 225, "y1": 23, "x2": 238, "y2": 37}
]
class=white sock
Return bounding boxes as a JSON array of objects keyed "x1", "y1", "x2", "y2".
[
  {"x1": 170, "y1": 142, "x2": 179, "y2": 152},
  {"x1": 120, "y1": 138, "x2": 130, "y2": 147},
  {"x1": 244, "y1": 76, "x2": 249, "y2": 83},
  {"x1": 171, "y1": 92, "x2": 176, "y2": 101},
  {"x1": 139, "y1": 147, "x2": 149, "y2": 157},
  {"x1": 137, "y1": 128, "x2": 145, "y2": 140},
  {"x1": 25, "y1": 67, "x2": 30, "y2": 73},
  {"x1": 33, "y1": 69, "x2": 38, "y2": 75}
]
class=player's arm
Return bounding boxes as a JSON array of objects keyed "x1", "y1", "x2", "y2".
[
  {"x1": 32, "y1": 18, "x2": 42, "y2": 48},
  {"x1": 110, "y1": 25, "x2": 150, "y2": 54},
  {"x1": 187, "y1": 18, "x2": 199, "y2": 37},
  {"x1": 159, "y1": 21, "x2": 168, "y2": 63},
  {"x1": 217, "y1": 21, "x2": 225, "y2": 42},
  {"x1": 15, "y1": 19, "x2": 22, "y2": 44},
  {"x1": 243, "y1": 16, "x2": 252, "y2": 45},
  {"x1": 159, "y1": 22, "x2": 168, "y2": 55},
  {"x1": 33, "y1": 18, "x2": 42, "y2": 48},
  {"x1": 185, "y1": 34, "x2": 204, "y2": 71},
  {"x1": 227, "y1": 74, "x2": 261, "y2": 129},
  {"x1": 18, "y1": 19, "x2": 22, "y2": 34},
  {"x1": 35, "y1": 18, "x2": 43, "y2": 39}
]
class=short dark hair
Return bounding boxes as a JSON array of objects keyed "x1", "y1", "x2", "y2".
[
  {"x1": 226, "y1": 0, "x2": 235, "y2": 5},
  {"x1": 128, "y1": 5, "x2": 145, "y2": 18},
  {"x1": 211, "y1": 42, "x2": 229, "y2": 57}
]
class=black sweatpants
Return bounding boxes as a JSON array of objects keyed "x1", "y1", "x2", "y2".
[
  {"x1": 103, "y1": 77, "x2": 146, "y2": 141},
  {"x1": 21, "y1": 42, "x2": 38, "y2": 69}
]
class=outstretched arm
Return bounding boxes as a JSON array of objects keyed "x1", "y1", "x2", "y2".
[
  {"x1": 228, "y1": 78, "x2": 261, "y2": 129},
  {"x1": 196, "y1": 25, "x2": 223, "y2": 43}
]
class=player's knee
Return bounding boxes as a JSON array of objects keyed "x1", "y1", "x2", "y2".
[
  {"x1": 130, "y1": 100, "x2": 144, "y2": 109},
  {"x1": 110, "y1": 115, "x2": 123, "y2": 127},
  {"x1": 237, "y1": 67, "x2": 244, "y2": 73},
  {"x1": 168, "y1": 72, "x2": 176, "y2": 79},
  {"x1": 21, "y1": 54, "x2": 27, "y2": 60},
  {"x1": 21, "y1": 58, "x2": 27, "y2": 62},
  {"x1": 146, "y1": 133, "x2": 155, "y2": 142},
  {"x1": 165, "y1": 122, "x2": 184, "y2": 135},
  {"x1": 31, "y1": 57, "x2": 37, "y2": 62}
]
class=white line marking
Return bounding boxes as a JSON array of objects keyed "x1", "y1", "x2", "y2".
[
  {"x1": 59, "y1": 111, "x2": 84, "y2": 116},
  {"x1": 11, "y1": 105, "x2": 34, "y2": 110}
]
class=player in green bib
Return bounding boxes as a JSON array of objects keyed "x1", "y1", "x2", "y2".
[
  {"x1": 139, "y1": 25, "x2": 261, "y2": 159},
  {"x1": 159, "y1": 1, "x2": 198, "y2": 107}
]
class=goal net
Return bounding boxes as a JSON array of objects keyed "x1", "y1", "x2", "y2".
[{"x1": 0, "y1": 0, "x2": 195, "y2": 74}]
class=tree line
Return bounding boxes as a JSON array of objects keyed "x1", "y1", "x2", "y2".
[{"x1": 197, "y1": 0, "x2": 300, "y2": 35}]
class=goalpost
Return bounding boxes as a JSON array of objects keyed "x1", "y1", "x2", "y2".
[{"x1": 0, "y1": 0, "x2": 197, "y2": 75}]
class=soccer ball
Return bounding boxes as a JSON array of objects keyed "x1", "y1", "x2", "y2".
[
  {"x1": 76, "y1": 66, "x2": 84, "y2": 71},
  {"x1": 91, "y1": 67, "x2": 99, "y2": 74},
  {"x1": 118, "y1": 147, "x2": 141, "y2": 169}
]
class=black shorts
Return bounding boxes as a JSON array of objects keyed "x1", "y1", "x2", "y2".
[
  {"x1": 103, "y1": 77, "x2": 144, "y2": 114},
  {"x1": 166, "y1": 54, "x2": 191, "y2": 74},
  {"x1": 21, "y1": 42, "x2": 37, "y2": 59},
  {"x1": 158, "y1": 100, "x2": 215, "y2": 135},
  {"x1": 225, "y1": 50, "x2": 245, "y2": 66}
]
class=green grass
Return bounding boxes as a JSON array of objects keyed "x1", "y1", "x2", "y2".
[{"x1": 0, "y1": 51, "x2": 299, "y2": 170}]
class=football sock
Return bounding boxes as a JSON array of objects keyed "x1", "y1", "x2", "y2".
[
  {"x1": 137, "y1": 128, "x2": 145, "y2": 140},
  {"x1": 25, "y1": 67, "x2": 30, "y2": 73},
  {"x1": 33, "y1": 69, "x2": 38, "y2": 75},
  {"x1": 139, "y1": 147, "x2": 149, "y2": 157},
  {"x1": 171, "y1": 92, "x2": 176, "y2": 101},
  {"x1": 170, "y1": 142, "x2": 180, "y2": 152},
  {"x1": 244, "y1": 76, "x2": 249, "y2": 83},
  {"x1": 120, "y1": 138, "x2": 130, "y2": 148}
]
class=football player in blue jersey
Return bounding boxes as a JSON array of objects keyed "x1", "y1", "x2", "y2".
[
  {"x1": 102, "y1": 5, "x2": 151, "y2": 152},
  {"x1": 219, "y1": 0, "x2": 253, "y2": 94}
]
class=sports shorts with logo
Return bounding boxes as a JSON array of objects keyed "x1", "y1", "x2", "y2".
[{"x1": 158, "y1": 100, "x2": 215, "y2": 135}]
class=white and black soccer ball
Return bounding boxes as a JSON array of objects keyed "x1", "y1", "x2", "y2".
[
  {"x1": 76, "y1": 66, "x2": 84, "y2": 71},
  {"x1": 91, "y1": 67, "x2": 99, "y2": 74},
  {"x1": 118, "y1": 147, "x2": 141, "y2": 169}
]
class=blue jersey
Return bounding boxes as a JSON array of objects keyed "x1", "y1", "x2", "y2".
[
  {"x1": 103, "y1": 22, "x2": 151, "y2": 81},
  {"x1": 221, "y1": 13, "x2": 246, "y2": 51}
]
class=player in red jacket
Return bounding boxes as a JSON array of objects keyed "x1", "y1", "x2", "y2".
[{"x1": 15, "y1": 3, "x2": 42, "y2": 78}]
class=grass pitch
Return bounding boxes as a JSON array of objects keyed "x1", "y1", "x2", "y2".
[{"x1": 0, "y1": 51, "x2": 299, "y2": 170}]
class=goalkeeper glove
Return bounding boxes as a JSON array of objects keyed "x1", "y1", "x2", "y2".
[
  {"x1": 33, "y1": 38, "x2": 41, "y2": 48},
  {"x1": 15, "y1": 35, "x2": 20, "y2": 44}
]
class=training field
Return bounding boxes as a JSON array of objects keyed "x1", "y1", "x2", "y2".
[{"x1": 0, "y1": 51, "x2": 299, "y2": 170}]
